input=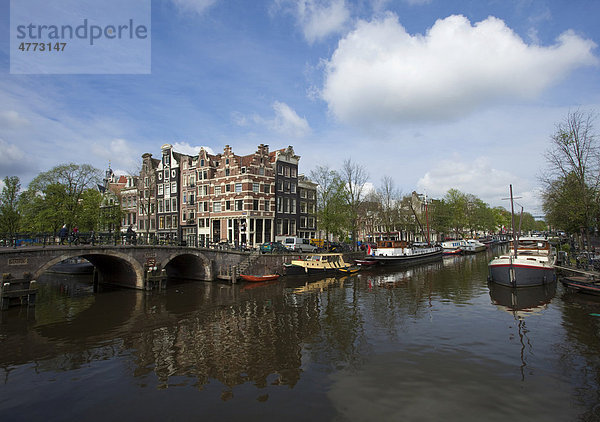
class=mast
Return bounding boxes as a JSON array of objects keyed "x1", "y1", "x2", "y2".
[
  {"x1": 425, "y1": 192, "x2": 431, "y2": 246},
  {"x1": 510, "y1": 185, "x2": 517, "y2": 257}
]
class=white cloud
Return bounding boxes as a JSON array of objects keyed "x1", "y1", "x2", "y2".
[
  {"x1": 275, "y1": 0, "x2": 351, "y2": 43},
  {"x1": 322, "y1": 14, "x2": 598, "y2": 124},
  {"x1": 0, "y1": 138, "x2": 26, "y2": 177},
  {"x1": 172, "y1": 142, "x2": 215, "y2": 156},
  {"x1": 91, "y1": 138, "x2": 139, "y2": 173},
  {"x1": 0, "y1": 111, "x2": 29, "y2": 128},
  {"x1": 235, "y1": 101, "x2": 311, "y2": 138},
  {"x1": 416, "y1": 155, "x2": 541, "y2": 212},
  {"x1": 269, "y1": 101, "x2": 312, "y2": 137},
  {"x1": 171, "y1": 0, "x2": 218, "y2": 15}
]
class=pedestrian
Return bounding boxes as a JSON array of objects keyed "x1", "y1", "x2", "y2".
[
  {"x1": 58, "y1": 224, "x2": 67, "y2": 245},
  {"x1": 127, "y1": 224, "x2": 134, "y2": 244},
  {"x1": 90, "y1": 230, "x2": 96, "y2": 246},
  {"x1": 72, "y1": 226, "x2": 79, "y2": 245}
]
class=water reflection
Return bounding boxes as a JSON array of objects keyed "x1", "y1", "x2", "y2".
[{"x1": 0, "y1": 252, "x2": 599, "y2": 421}]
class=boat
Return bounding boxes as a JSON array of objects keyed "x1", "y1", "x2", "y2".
[
  {"x1": 370, "y1": 240, "x2": 443, "y2": 265},
  {"x1": 488, "y1": 236, "x2": 556, "y2": 287},
  {"x1": 47, "y1": 258, "x2": 94, "y2": 274},
  {"x1": 337, "y1": 266, "x2": 360, "y2": 275},
  {"x1": 239, "y1": 274, "x2": 280, "y2": 282},
  {"x1": 488, "y1": 186, "x2": 556, "y2": 288},
  {"x1": 354, "y1": 259, "x2": 379, "y2": 266},
  {"x1": 441, "y1": 240, "x2": 465, "y2": 255},
  {"x1": 463, "y1": 239, "x2": 487, "y2": 253},
  {"x1": 561, "y1": 276, "x2": 600, "y2": 296},
  {"x1": 284, "y1": 253, "x2": 352, "y2": 275}
]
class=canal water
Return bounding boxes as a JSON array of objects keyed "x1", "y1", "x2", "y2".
[{"x1": 1, "y1": 247, "x2": 600, "y2": 421}]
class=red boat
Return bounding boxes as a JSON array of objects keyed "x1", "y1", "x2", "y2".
[
  {"x1": 239, "y1": 274, "x2": 280, "y2": 282},
  {"x1": 561, "y1": 276, "x2": 600, "y2": 296},
  {"x1": 355, "y1": 259, "x2": 379, "y2": 266}
]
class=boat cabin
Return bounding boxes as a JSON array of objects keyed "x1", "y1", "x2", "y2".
[{"x1": 377, "y1": 240, "x2": 408, "y2": 249}]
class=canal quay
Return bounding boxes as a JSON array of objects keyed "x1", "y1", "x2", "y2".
[{"x1": 1, "y1": 246, "x2": 599, "y2": 422}]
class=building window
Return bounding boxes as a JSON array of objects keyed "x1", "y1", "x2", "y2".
[
  {"x1": 183, "y1": 193, "x2": 187, "y2": 204},
  {"x1": 171, "y1": 182, "x2": 177, "y2": 193},
  {"x1": 226, "y1": 200, "x2": 231, "y2": 210},
  {"x1": 235, "y1": 183, "x2": 242, "y2": 193},
  {"x1": 277, "y1": 180, "x2": 283, "y2": 191},
  {"x1": 159, "y1": 216, "x2": 165, "y2": 229},
  {"x1": 301, "y1": 201, "x2": 307, "y2": 213},
  {"x1": 291, "y1": 199, "x2": 296, "y2": 214},
  {"x1": 215, "y1": 186, "x2": 222, "y2": 195},
  {"x1": 253, "y1": 199, "x2": 259, "y2": 210},
  {"x1": 264, "y1": 184, "x2": 270, "y2": 194},
  {"x1": 300, "y1": 216, "x2": 307, "y2": 228},
  {"x1": 291, "y1": 168, "x2": 297, "y2": 178},
  {"x1": 284, "y1": 198, "x2": 289, "y2": 213},
  {"x1": 226, "y1": 184, "x2": 231, "y2": 192},
  {"x1": 308, "y1": 217, "x2": 314, "y2": 228},
  {"x1": 253, "y1": 183, "x2": 259, "y2": 193},
  {"x1": 241, "y1": 167, "x2": 246, "y2": 174},
  {"x1": 171, "y1": 170, "x2": 176, "y2": 179},
  {"x1": 235, "y1": 200, "x2": 243, "y2": 211},
  {"x1": 278, "y1": 165, "x2": 283, "y2": 175},
  {"x1": 158, "y1": 200, "x2": 164, "y2": 213},
  {"x1": 165, "y1": 185, "x2": 170, "y2": 197},
  {"x1": 171, "y1": 198, "x2": 177, "y2": 212},
  {"x1": 213, "y1": 201, "x2": 222, "y2": 212},
  {"x1": 259, "y1": 167, "x2": 265, "y2": 175},
  {"x1": 276, "y1": 219, "x2": 282, "y2": 236},
  {"x1": 291, "y1": 183, "x2": 296, "y2": 194},
  {"x1": 165, "y1": 199, "x2": 170, "y2": 212},
  {"x1": 277, "y1": 197, "x2": 282, "y2": 213},
  {"x1": 284, "y1": 166, "x2": 290, "y2": 177},
  {"x1": 290, "y1": 219, "x2": 296, "y2": 235},
  {"x1": 158, "y1": 184, "x2": 164, "y2": 195},
  {"x1": 225, "y1": 168, "x2": 230, "y2": 176},
  {"x1": 264, "y1": 200, "x2": 269, "y2": 211},
  {"x1": 200, "y1": 159, "x2": 205, "y2": 167}
]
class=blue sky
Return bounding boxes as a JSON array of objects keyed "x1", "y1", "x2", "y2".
[{"x1": 1, "y1": 0, "x2": 599, "y2": 215}]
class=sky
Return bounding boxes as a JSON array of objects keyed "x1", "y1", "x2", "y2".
[{"x1": 1, "y1": 0, "x2": 599, "y2": 216}]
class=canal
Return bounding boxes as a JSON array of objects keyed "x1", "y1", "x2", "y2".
[{"x1": 1, "y1": 247, "x2": 599, "y2": 421}]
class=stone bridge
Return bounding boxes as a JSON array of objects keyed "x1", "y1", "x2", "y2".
[{"x1": 0, "y1": 245, "x2": 250, "y2": 290}]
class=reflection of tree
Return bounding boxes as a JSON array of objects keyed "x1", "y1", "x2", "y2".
[{"x1": 558, "y1": 295, "x2": 600, "y2": 420}]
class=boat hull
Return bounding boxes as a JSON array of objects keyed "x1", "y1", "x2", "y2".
[
  {"x1": 561, "y1": 277, "x2": 600, "y2": 296},
  {"x1": 372, "y1": 249, "x2": 442, "y2": 266},
  {"x1": 239, "y1": 274, "x2": 280, "y2": 282},
  {"x1": 284, "y1": 264, "x2": 348, "y2": 276},
  {"x1": 488, "y1": 261, "x2": 556, "y2": 287}
]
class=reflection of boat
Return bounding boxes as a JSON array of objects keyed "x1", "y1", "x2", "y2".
[
  {"x1": 488, "y1": 237, "x2": 556, "y2": 287},
  {"x1": 337, "y1": 266, "x2": 360, "y2": 275},
  {"x1": 239, "y1": 274, "x2": 280, "y2": 282},
  {"x1": 292, "y1": 277, "x2": 339, "y2": 294},
  {"x1": 371, "y1": 240, "x2": 442, "y2": 265},
  {"x1": 47, "y1": 258, "x2": 94, "y2": 274},
  {"x1": 285, "y1": 253, "x2": 352, "y2": 275},
  {"x1": 561, "y1": 276, "x2": 600, "y2": 296},
  {"x1": 489, "y1": 281, "x2": 556, "y2": 315}
]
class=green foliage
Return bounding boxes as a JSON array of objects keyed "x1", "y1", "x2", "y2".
[
  {"x1": 20, "y1": 163, "x2": 102, "y2": 233},
  {"x1": 0, "y1": 176, "x2": 22, "y2": 234}
]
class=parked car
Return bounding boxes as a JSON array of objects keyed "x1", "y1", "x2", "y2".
[
  {"x1": 260, "y1": 241, "x2": 287, "y2": 254},
  {"x1": 278, "y1": 236, "x2": 318, "y2": 253}
]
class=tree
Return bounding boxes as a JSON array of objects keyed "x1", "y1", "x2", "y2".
[
  {"x1": 375, "y1": 176, "x2": 400, "y2": 234},
  {"x1": 339, "y1": 158, "x2": 369, "y2": 249},
  {"x1": 0, "y1": 176, "x2": 21, "y2": 235},
  {"x1": 310, "y1": 164, "x2": 348, "y2": 241},
  {"x1": 445, "y1": 189, "x2": 468, "y2": 238},
  {"x1": 26, "y1": 163, "x2": 102, "y2": 231},
  {"x1": 543, "y1": 109, "x2": 598, "y2": 250}
]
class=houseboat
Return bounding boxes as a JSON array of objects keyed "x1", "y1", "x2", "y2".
[
  {"x1": 284, "y1": 253, "x2": 353, "y2": 275},
  {"x1": 371, "y1": 240, "x2": 442, "y2": 265}
]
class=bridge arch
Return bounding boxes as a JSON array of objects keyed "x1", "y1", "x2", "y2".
[
  {"x1": 35, "y1": 250, "x2": 146, "y2": 289},
  {"x1": 159, "y1": 251, "x2": 213, "y2": 281}
]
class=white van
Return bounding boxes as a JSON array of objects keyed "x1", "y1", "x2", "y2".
[{"x1": 277, "y1": 236, "x2": 317, "y2": 253}]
